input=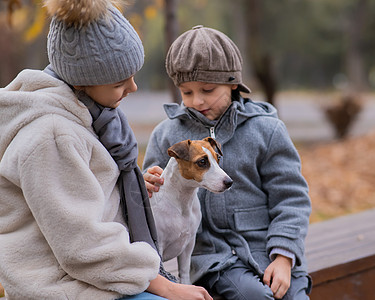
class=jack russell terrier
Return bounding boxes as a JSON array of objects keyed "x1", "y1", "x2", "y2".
[{"x1": 150, "y1": 137, "x2": 233, "y2": 284}]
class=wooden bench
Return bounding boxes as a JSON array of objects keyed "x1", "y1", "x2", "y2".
[
  {"x1": 306, "y1": 208, "x2": 375, "y2": 299},
  {"x1": 1, "y1": 209, "x2": 374, "y2": 299},
  {"x1": 164, "y1": 208, "x2": 375, "y2": 299}
]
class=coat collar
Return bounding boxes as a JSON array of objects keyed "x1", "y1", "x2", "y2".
[
  {"x1": 163, "y1": 97, "x2": 278, "y2": 127},
  {"x1": 162, "y1": 97, "x2": 277, "y2": 144}
]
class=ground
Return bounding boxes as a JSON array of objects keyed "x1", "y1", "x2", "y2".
[{"x1": 299, "y1": 130, "x2": 375, "y2": 223}]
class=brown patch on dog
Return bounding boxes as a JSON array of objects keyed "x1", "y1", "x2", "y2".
[{"x1": 167, "y1": 138, "x2": 222, "y2": 182}]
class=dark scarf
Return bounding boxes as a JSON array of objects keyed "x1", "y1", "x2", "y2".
[{"x1": 82, "y1": 94, "x2": 158, "y2": 247}]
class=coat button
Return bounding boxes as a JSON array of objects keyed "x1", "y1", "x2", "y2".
[
  {"x1": 192, "y1": 25, "x2": 204, "y2": 30},
  {"x1": 231, "y1": 249, "x2": 236, "y2": 255}
]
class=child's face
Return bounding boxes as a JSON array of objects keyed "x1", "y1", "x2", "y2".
[
  {"x1": 179, "y1": 82, "x2": 238, "y2": 120},
  {"x1": 78, "y1": 76, "x2": 137, "y2": 108}
]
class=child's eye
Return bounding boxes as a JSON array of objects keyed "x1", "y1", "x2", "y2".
[
  {"x1": 182, "y1": 91, "x2": 192, "y2": 95},
  {"x1": 203, "y1": 88, "x2": 214, "y2": 93}
]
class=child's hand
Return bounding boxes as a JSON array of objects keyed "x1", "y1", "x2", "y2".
[
  {"x1": 143, "y1": 166, "x2": 164, "y2": 198},
  {"x1": 165, "y1": 282, "x2": 213, "y2": 300},
  {"x1": 148, "y1": 274, "x2": 213, "y2": 300},
  {"x1": 263, "y1": 254, "x2": 292, "y2": 299}
]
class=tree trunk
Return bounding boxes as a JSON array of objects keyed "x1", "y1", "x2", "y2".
[
  {"x1": 164, "y1": 0, "x2": 181, "y2": 103},
  {"x1": 243, "y1": 0, "x2": 277, "y2": 106},
  {"x1": 344, "y1": 0, "x2": 369, "y2": 92}
]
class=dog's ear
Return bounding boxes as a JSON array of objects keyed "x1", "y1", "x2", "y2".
[
  {"x1": 168, "y1": 139, "x2": 191, "y2": 161},
  {"x1": 203, "y1": 137, "x2": 223, "y2": 156}
]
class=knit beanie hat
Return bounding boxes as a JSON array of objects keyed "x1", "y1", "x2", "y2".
[
  {"x1": 166, "y1": 25, "x2": 250, "y2": 93},
  {"x1": 45, "y1": 0, "x2": 144, "y2": 86}
]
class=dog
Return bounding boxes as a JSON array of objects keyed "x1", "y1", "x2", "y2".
[{"x1": 150, "y1": 137, "x2": 233, "y2": 284}]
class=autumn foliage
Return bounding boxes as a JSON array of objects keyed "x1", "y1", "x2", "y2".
[{"x1": 300, "y1": 130, "x2": 375, "y2": 223}]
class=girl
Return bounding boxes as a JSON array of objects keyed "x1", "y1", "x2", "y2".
[
  {"x1": 0, "y1": 1, "x2": 211, "y2": 299},
  {"x1": 143, "y1": 26, "x2": 312, "y2": 300}
]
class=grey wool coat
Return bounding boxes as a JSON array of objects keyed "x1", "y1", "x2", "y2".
[{"x1": 143, "y1": 96, "x2": 311, "y2": 283}]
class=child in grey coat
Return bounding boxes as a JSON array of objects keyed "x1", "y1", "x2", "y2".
[{"x1": 143, "y1": 25, "x2": 312, "y2": 300}]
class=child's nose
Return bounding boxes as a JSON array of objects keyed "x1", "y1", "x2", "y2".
[
  {"x1": 192, "y1": 94, "x2": 204, "y2": 106},
  {"x1": 126, "y1": 78, "x2": 138, "y2": 94}
]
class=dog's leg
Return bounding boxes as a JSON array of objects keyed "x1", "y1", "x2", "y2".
[{"x1": 177, "y1": 238, "x2": 196, "y2": 284}]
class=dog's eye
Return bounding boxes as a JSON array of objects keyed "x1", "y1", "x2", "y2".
[
  {"x1": 196, "y1": 157, "x2": 209, "y2": 168},
  {"x1": 216, "y1": 154, "x2": 222, "y2": 162}
]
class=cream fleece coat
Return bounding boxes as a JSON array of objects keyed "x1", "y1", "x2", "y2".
[{"x1": 0, "y1": 70, "x2": 160, "y2": 300}]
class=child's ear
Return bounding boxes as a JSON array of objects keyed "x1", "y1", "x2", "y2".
[{"x1": 231, "y1": 84, "x2": 238, "y2": 90}]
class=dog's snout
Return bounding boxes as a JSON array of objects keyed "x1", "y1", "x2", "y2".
[{"x1": 224, "y1": 177, "x2": 233, "y2": 189}]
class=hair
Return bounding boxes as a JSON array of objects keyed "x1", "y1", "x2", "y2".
[{"x1": 231, "y1": 88, "x2": 241, "y2": 102}]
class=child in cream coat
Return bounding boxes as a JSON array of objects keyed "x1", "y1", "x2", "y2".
[{"x1": 0, "y1": 1, "x2": 212, "y2": 300}]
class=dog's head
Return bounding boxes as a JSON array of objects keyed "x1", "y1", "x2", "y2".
[{"x1": 167, "y1": 137, "x2": 233, "y2": 193}]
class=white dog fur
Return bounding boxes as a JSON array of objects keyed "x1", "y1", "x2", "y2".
[{"x1": 150, "y1": 137, "x2": 233, "y2": 284}]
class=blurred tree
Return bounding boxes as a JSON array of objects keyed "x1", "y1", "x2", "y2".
[
  {"x1": 125, "y1": 0, "x2": 166, "y2": 91},
  {"x1": 310, "y1": 0, "x2": 370, "y2": 139},
  {"x1": 2, "y1": 0, "x2": 21, "y2": 26},
  {"x1": 23, "y1": 1, "x2": 47, "y2": 43},
  {"x1": 1, "y1": 0, "x2": 375, "y2": 92},
  {"x1": 0, "y1": 0, "x2": 48, "y2": 86},
  {"x1": 324, "y1": 94, "x2": 363, "y2": 139},
  {"x1": 343, "y1": 0, "x2": 369, "y2": 91},
  {"x1": 242, "y1": 0, "x2": 277, "y2": 105},
  {"x1": 164, "y1": 0, "x2": 181, "y2": 103}
]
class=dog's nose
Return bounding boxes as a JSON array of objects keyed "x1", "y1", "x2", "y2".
[{"x1": 224, "y1": 177, "x2": 233, "y2": 189}]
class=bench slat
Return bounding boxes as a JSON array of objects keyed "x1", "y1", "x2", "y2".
[{"x1": 306, "y1": 208, "x2": 375, "y2": 275}]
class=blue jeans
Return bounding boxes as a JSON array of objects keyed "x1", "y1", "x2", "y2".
[{"x1": 117, "y1": 292, "x2": 167, "y2": 300}]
